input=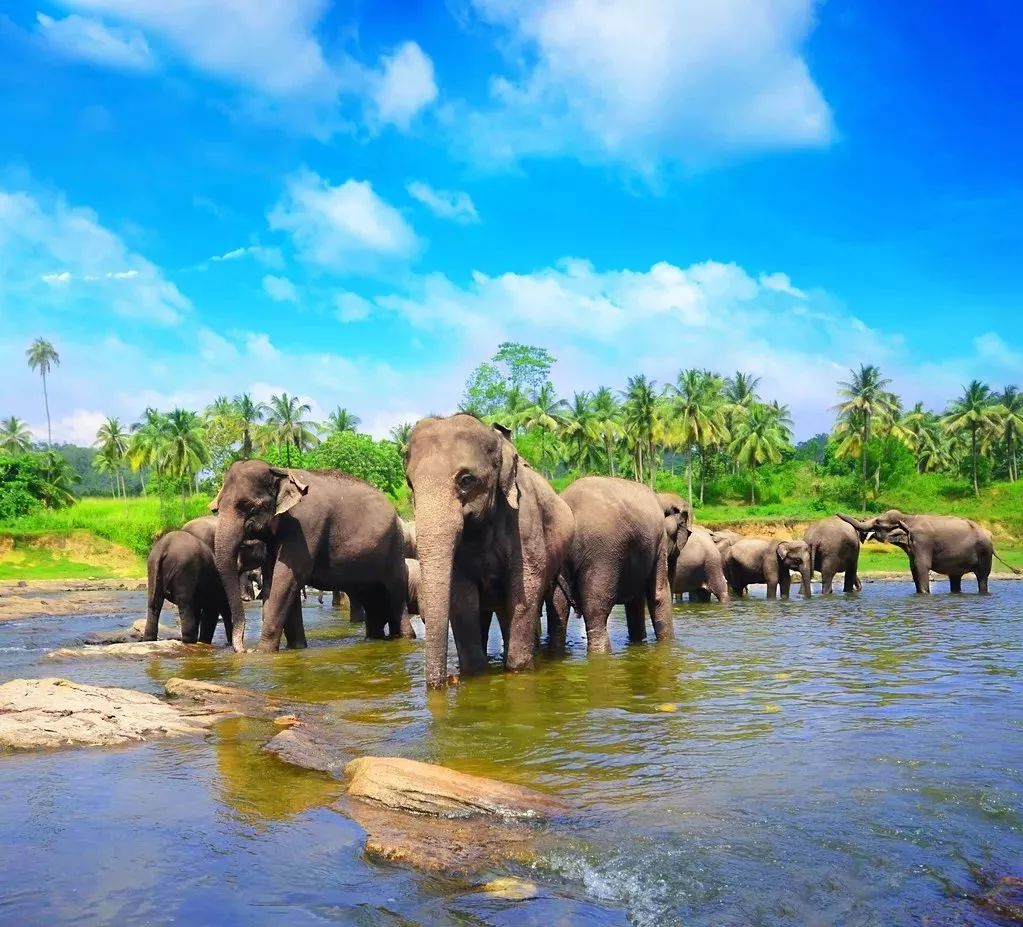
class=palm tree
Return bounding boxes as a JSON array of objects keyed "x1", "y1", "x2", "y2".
[
  {"x1": 389, "y1": 421, "x2": 414, "y2": 457},
  {"x1": 1000, "y1": 386, "x2": 1022, "y2": 482},
  {"x1": 95, "y1": 417, "x2": 129, "y2": 497},
  {"x1": 667, "y1": 369, "x2": 730, "y2": 504},
  {"x1": 0, "y1": 417, "x2": 32, "y2": 454},
  {"x1": 262, "y1": 393, "x2": 318, "y2": 466},
  {"x1": 901, "y1": 403, "x2": 948, "y2": 474},
  {"x1": 128, "y1": 408, "x2": 169, "y2": 499},
  {"x1": 519, "y1": 383, "x2": 568, "y2": 477},
  {"x1": 724, "y1": 371, "x2": 762, "y2": 407},
  {"x1": 591, "y1": 386, "x2": 622, "y2": 476},
  {"x1": 729, "y1": 402, "x2": 791, "y2": 504},
  {"x1": 36, "y1": 450, "x2": 77, "y2": 508},
  {"x1": 322, "y1": 406, "x2": 361, "y2": 437},
  {"x1": 834, "y1": 364, "x2": 901, "y2": 506},
  {"x1": 562, "y1": 391, "x2": 602, "y2": 472},
  {"x1": 91, "y1": 446, "x2": 122, "y2": 498},
  {"x1": 162, "y1": 408, "x2": 210, "y2": 509},
  {"x1": 233, "y1": 393, "x2": 266, "y2": 459},
  {"x1": 26, "y1": 338, "x2": 60, "y2": 448},
  {"x1": 943, "y1": 380, "x2": 1005, "y2": 495},
  {"x1": 621, "y1": 375, "x2": 659, "y2": 485}
]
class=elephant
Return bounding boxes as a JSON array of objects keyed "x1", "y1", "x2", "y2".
[
  {"x1": 710, "y1": 529, "x2": 740, "y2": 554},
  {"x1": 211, "y1": 460, "x2": 411, "y2": 652},
  {"x1": 144, "y1": 530, "x2": 265, "y2": 644},
  {"x1": 804, "y1": 516, "x2": 863, "y2": 594},
  {"x1": 723, "y1": 538, "x2": 812, "y2": 599},
  {"x1": 405, "y1": 558, "x2": 421, "y2": 616},
  {"x1": 837, "y1": 510, "x2": 1001, "y2": 594},
  {"x1": 400, "y1": 519, "x2": 417, "y2": 558},
  {"x1": 405, "y1": 414, "x2": 575, "y2": 688},
  {"x1": 182, "y1": 514, "x2": 263, "y2": 602},
  {"x1": 670, "y1": 527, "x2": 730, "y2": 603},
  {"x1": 656, "y1": 492, "x2": 694, "y2": 581},
  {"x1": 552, "y1": 476, "x2": 675, "y2": 653}
]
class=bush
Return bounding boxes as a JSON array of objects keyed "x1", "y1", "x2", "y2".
[{"x1": 305, "y1": 433, "x2": 405, "y2": 497}]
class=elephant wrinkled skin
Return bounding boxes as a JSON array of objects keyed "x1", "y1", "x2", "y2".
[
  {"x1": 406, "y1": 415, "x2": 574, "y2": 688},
  {"x1": 671, "y1": 527, "x2": 730, "y2": 603},
  {"x1": 724, "y1": 538, "x2": 812, "y2": 599},
  {"x1": 805, "y1": 516, "x2": 862, "y2": 594}
]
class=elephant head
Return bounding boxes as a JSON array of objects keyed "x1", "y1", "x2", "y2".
[
  {"x1": 837, "y1": 510, "x2": 907, "y2": 541},
  {"x1": 658, "y1": 493, "x2": 693, "y2": 561},
  {"x1": 405, "y1": 415, "x2": 520, "y2": 688},
  {"x1": 210, "y1": 460, "x2": 308, "y2": 652},
  {"x1": 710, "y1": 530, "x2": 739, "y2": 554},
  {"x1": 777, "y1": 539, "x2": 812, "y2": 597},
  {"x1": 880, "y1": 521, "x2": 914, "y2": 553}
]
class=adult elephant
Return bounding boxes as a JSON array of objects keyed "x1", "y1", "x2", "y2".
[
  {"x1": 182, "y1": 514, "x2": 262, "y2": 601},
  {"x1": 671, "y1": 527, "x2": 730, "y2": 603},
  {"x1": 145, "y1": 531, "x2": 265, "y2": 644},
  {"x1": 405, "y1": 415, "x2": 574, "y2": 688},
  {"x1": 837, "y1": 510, "x2": 1008, "y2": 593},
  {"x1": 554, "y1": 477, "x2": 676, "y2": 653},
  {"x1": 804, "y1": 516, "x2": 862, "y2": 594},
  {"x1": 211, "y1": 460, "x2": 411, "y2": 652},
  {"x1": 724, "y1": 538, "x2": 812, "y2": 599}
]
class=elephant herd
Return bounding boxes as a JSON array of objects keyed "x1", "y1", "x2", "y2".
[{"x1": 144, "y1": 413, "x2": 1011, "y2": 688}]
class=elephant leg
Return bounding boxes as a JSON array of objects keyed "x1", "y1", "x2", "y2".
[
  {"x1": 909, "y1": 555, "x2": 931, "y2": 594},
  {"x1": 332, "y1": 589, "x2": 343, "y2": 609},
  {"x1": 949, "y1": 574, "x2": 963, "y2": 594},
  {"x1": 221, "y1": 606, "x2": 233, "y2": 649},
  {"x1": 625, "y1": 596, "x2": 647, "y2": 643},
  {"x1": 545, "y1": 583, "x2": 570, "y2": 650},
  {"x1": 178, "y1": 601, "x2": 200, "y2": 644},
  {"x1": 144, "y1": 589, "x2": 164, "y2": 642},
  {"x1": 450, "y1": 578, "x2": 487, "y2": 677},
  {"x1": 843, "y1": 567, "x2": 859, "y2": 593},
  {"x1": 690, "y1": 588, "x2": 712, "y2": 603},
  {"x1": 766, "y1": 574, "x2": 779, "y2": 599},
  {"x1": 977, "y1": 569, "x2": 990, "y2": 595},
  {"x1": 282, "y1": 595, "x2": 307, "y2": 649},
  {"x1": 348, "y1": 594, "x2": 367, "y2": 624},
  {"x1": 363, "y1": 589, "x2": 389, "y2": 640},
  {"x1": 708, "y1": 565, "x2": 730, "y2": 604},
  {"x1": 776, "y1": 569, "x2": 790, "y2": 599},
  {"x1": 576, "y1": 574, "x2": 613, "y2": 654},
  {"x1": 259, "y1": 562, "x2": 302, "y2": 652},
  {"x1": 647, "y1": 560, "x2": 674, "y2": 643},
  {"x1": 197, "y1": 606, "x2": 217, "y2": 645},
  {"x1": 821, "y1": 567, "x2": 834, "y2": 595}
]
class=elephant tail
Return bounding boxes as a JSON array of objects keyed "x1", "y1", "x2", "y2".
[{"x1": 993, "y1": 550, "x2": 1022, "y2": 575}]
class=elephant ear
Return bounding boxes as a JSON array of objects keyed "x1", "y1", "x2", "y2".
[
  {"x1": 776, "y1": 541, "x2": 791, "y2": 560},
  {"x1": 270, "y1": 468, "x2": 309, "y2": 516},
  {"x1": 493, "y1": 426, "x2": 520, "y2": 510}
]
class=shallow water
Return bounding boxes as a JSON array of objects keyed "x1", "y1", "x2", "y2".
[{"x1": 1, "y1": 582, "x2": 1022, "y2": 926}]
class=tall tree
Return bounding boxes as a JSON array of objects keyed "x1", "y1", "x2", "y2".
[
  {"x1": 128, "y1": 408, "x2": 169, "y2": 499},
  {"x1": 591, "y1": 386, "x2": 622, "y2": 476},
  {"x1": 0, "y1": 417, "x2": 32, "y2": 454},
  {"x1": 834, "y1": 364, "x2": 900, "y2": 506},
  {"x1": 943, "y1": 380, "x2": 1004, "y2": 495},
  {"x1": 263, "y1": 393, "x2": 318, "y2": 466},
  {"x1": 728, "y1": 402, "x2": 791, "y2": 504},
  {"x1": 26, "y1": 338, "x2": 60, "y2": 448},
  {"x1": 233, "y1": 393, "x2": 266, "y2": 459},
  {"x1": 562, "y1": 391, "x2": 602, "y2": 472},
  {"x1": 95, "y1": 417, "x2": 129, "y2": 497},
  {"x1": 1000, "y1": 385, "x2": 1023, "y2": 482},
  {"x1": 389, "y1": 421, "x2": 414, "y2": 457},
  {"x1": 519, "y1": 382, "x2": 567, "y2": 477},
  {"x1": 322, "y1": 406, "x2": 361, "y2": 436},
  {"x1": 667, "y1": 369, "x2": 730, "y2": 504},
  {"x1": 901, "y1": 403, "x2": 948, "y2": 474},
  {"x1": 621, "y1": 375, "x2": 659, "y2": 486},
  {"x1": 162, "y1": 409, "x2": 210, "y2": 509},
  {"x1": 492, "y1": 342, "x2": 556, "y2": 398}
]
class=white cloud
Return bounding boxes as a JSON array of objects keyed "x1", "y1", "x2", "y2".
[
  {"x1": 262, "y1": 274, "x2": 299, "y2": 303},
  {"x1": 759, "y1": 271, "x2": 806, "y2": 298},
  {"x1": 406, "y1": 181, "x2": 480, "y2": 223},
  {"x1": 210, "y1": 244, "x2": 283, "y2": 268},
  {"x1": 973, "y1": 332, "x2": 1022, "y2": 370},
  {"x1": 36, "y1": 12, "x2": 154, "y2": 71},
  {"x1": 334, "y1": 292, "x2": 373, "y2": 322},
  {"x1": 0, "y1": 188, "x2": 190, "y2": 325},
  {"x1": 456, "y1": 0, "x2": 832, "y2": 172},
  {"x1": 369, "y1": 42, "x2": 438, "y2": 129},
  {"x1": 268, "y1": 169, "x2": 419, "y2": 271}
]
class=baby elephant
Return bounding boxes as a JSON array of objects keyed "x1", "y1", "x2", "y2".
[
  {"x1": 145, "y1": 531, "x2": 265, "y2": 644},
  {"x1": 724, "y1": 538, "x2": 812, "y2": 599}
]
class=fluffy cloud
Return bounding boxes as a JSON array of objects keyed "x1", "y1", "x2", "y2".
[
  {"x1": 0, "y1": 188, "x2": 190, "y2": 324},
  {"x1": 36, "y1": 12, "x2": 154, "y2": 70},
  {"x1": 334, "y1": 292, "x2": 373, "y2": 322},
  {"x1": 457, "y1": 0, "x2": 832, "y2": 172},
  {"x1": 268, "y1": 169, "x2": 419, "y2": 271},
  {"x1": 262, "y1": 274, "x2": 299, "y2": 303},
  {"x1": 406, "y1": 181, "x2": 480, "y2": 223},
  {"x1": 369, "y1": 42, "x2": 439, "y2": 129},
  {"x1": 210, "y1": 245, "x2": 283, "y2": 268}
]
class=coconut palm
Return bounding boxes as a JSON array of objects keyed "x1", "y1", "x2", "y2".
[
  {"x1": 0, "y1": 417, "x2": 32, "y2": 454},
  {"x1": 162, "y1": 408, "x2": 210, "y2": 506},
  {"x1": 943, "y1": 380, "x2": 1005, "y2": 495},
  {"x1": 667, "y1": 369, "x2": 730, "y2": 504},
  {"x1": 834, "y1": 364, "x2": 901, "y2": 506},
  {"x1": 724, "y1": 371, "x2": 762, "y2": 407},
  {"x1": 36, "y1": 450, "x2": 78, "y2": 508},
  {"x1": 901, "y1": 403, "x2": 947, "y2": 474},
  {"x1": 95, "y1": 417, "x2": 129, "y2": 497},
  {"x1": 1000, "y1": 386, "x2": 1022, "y2": 482},
  {"x1": 322, "y1": 406, "x2": 361, "y2": 437},
  {"x1": 128, "y1": 408, "x2": 169, "y2": 497},
  {"x1": 26, "y1": 338, "x2": 59, "y2": 448},
  {"x1": 519, "y1": 383, "x2": 568, "y2": 477},
  {"x1": 91, "y1": 446, "x2": 122, "y2": 498},
  {"x1": 621, "y1": 375, "x2": 659, "y2": 485},
  {"x1": 562, "y1": 391, "x2": 602, "y2": 472},
  {"x1": 729, "y1": 402, "x2": 791, "y2": 504},
  {"x1": 262, "y1": 393, "x2": 318, "y2": 466},
  {"x1": 389, "y1": 421, "x2": 414, "y2": 457},
  {"x1": 232, "y1": 393, "x2": 266, "y2": 459},
  {"x1": 591, "y1": 386, "x2": 622, "y2": 476}
]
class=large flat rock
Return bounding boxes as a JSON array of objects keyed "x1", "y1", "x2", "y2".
[
  {"x1": 0, "y1": 677, "x2": 213, "y2": 751},
  {"x1": 85, "y1": 618, "x2": 181, "y2": 645},
  {"x1": 47, "y1": 640, "x2": 209, "y2": 660},
  {"x1": 344, "y1": 756, "x2": 567, "y2": 820}
]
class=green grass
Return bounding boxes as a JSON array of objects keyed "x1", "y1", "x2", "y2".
[{"x1": 0, "y1": 544, "x2": 126, "y2": 581}]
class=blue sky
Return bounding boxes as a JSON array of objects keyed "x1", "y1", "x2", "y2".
[{"x1": 1, "y1": 0, "x2": 1020, "y2": 443}]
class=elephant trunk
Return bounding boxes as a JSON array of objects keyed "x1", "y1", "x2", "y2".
[
  {"x1": 214, "y1": 516, "x2": 247, "y2": 653},
  {"x1": 415, "y1": 496, "x2": 462, "y2": 689},
  {"x1": 837, "y1": 512, "x2": 874, "y2": 534},
  {"x1": 800, "y1": 561, "x2": 813, "y2": 598}
]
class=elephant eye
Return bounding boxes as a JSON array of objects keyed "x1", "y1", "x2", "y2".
[{"x1": 457, "y1": 472, "x2": 477, "y2": 491}]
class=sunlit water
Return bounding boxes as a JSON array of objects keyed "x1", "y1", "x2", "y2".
[{"x1": 1, "y1": 582, "x2": 1022, "y2": 926}]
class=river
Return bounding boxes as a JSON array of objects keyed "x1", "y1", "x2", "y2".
[{"x1": 1, "y1": 583, "x2": 1021, "y2": 925}]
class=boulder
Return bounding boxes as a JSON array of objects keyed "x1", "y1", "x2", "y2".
[
  {"x1": 343, "y1": 756, "x2": 567, "y2": 820},
  {"x1": 163, "y1": 678, "x2": 268, "y2": 718},
  {"x1": 85, "y1": 618, "x2": 181, "y2": 645},
  {"x1": 47, "y1": 640, "x2": 208, "y2": 660},
  {"x1": 0, "y1": 677, "x2": 213, "y2": 751},
  {"x1": 264, "y1": 725, "x2": 342, "y2": 775}
]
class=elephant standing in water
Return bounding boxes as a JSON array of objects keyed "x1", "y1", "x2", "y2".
[
  {"x1": 182, "y1": 514, "x2": 262, "y2": 601},
  {"x1": 145, "y1": 530, "x2": 265, "y2": 644},
  {"x1": 211, "y1": 461, "x2": 411, "y2": 652},
  {"x1": 671, "y1": 528, "x2": 730, "y2": 603},
  {"x1": 405, "y1": 415, "x2": 574, "y2": 688},
  {"x1": 724, "y1": 538, "x2": 812, "y2": 599},
  {"x1": 551, "y1": 477, "x2": 677, "y2": 653},
  {"x1": 804, "y1": 516, "x2": 863, "y2": 594},
  {"x1": 837, "y1": 510, "x2": 1007, "y2": 594}
]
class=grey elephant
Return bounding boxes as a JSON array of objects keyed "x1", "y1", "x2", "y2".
[
  {"x1": 837, "y1": 510, "x2": 1011, "y2": 594},
  {"x1": 182, "y1": 514, "x2": 262, "y2": 601},
  {"x1": 144, "y1": 530, "x2": 265, "y2": 644},
  {"x1": 405, "y1": 558, "x2": 421, "y2": 616},
  {"x1": 656, "y1": 492, "x2": 694, "y2": 580},
  {"x1": 724, "y1": 538, "x2": 812, "y2": 599},
  {"x1": 671, "y1": 527, "x2": 730, "y2": 603},
  {"x1": 211, "y1": 460, "x2": 411, "y2": 652},
  {"x1": 406, "y1": 415, "x2": 574, "y2": 688},
  {"x1": 400, "y1": 519, "x2": 417, "y2": 558},
  {"x1": 804, "y1": 516, "x2": 862, "y2": 594},
  {"x1": 552, "y1": 476, "x2": 676, "y2": 653}
]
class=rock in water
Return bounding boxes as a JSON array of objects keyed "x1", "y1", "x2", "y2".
[
  {"x1": 85, "y1": 618, "x2": 181, "y2": 645},
  {"x1": 0, "y1": 678, "x2": 211, "y2": 751},
  {"x1": 343, "y1": 756, "x2": 567, "y2": 820},
  {"x1": 163, "y1": 678, "x2": 269, "y2": 718},
  {"x1": 47, "y1": 640, "x2": 209, "y2": 660},
  {"x1": 482, "y1": 877, "x2": 541, "y2": 900}
]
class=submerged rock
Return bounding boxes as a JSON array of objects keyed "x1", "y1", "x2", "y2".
[
  {"x1": 343, "y1": 756, "x2": 567, "y2": 820},
  {"x1": 85, "y1": 618, "x2": 181, "y2": 645},
  {"x1": 482, "y1": 876, "x2": 541, "y2": 900},
  {"x1": 47, "y1": 640, "x2": 208, "y2": 660},
  {"x1": 263, "y1": 725, "x2": 343, "y2": 775},
  {"x1": 0, "y1": 677, "x2": 212, "y2": 751},
  {"x1": 164, "y1": 677, "x2": 269, "y2": 718}
]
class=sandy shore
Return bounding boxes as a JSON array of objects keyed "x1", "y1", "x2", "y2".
[{"x1": 0, "y1": 579, "x2": 145, "y2": 621}]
